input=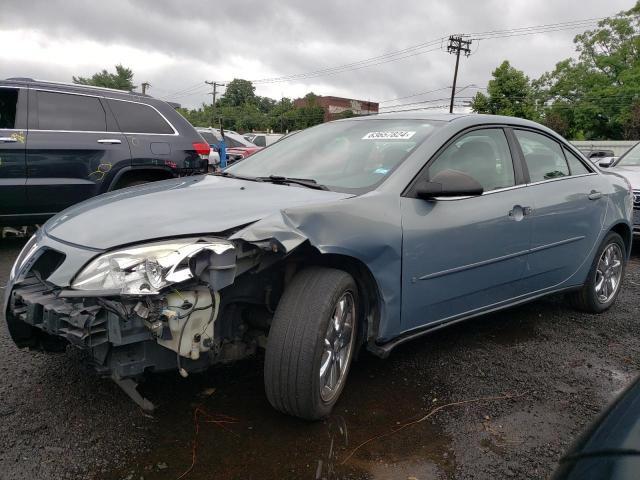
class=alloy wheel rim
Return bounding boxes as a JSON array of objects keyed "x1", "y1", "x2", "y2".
[
  {"x1": 319, "y1": 291, "x2": 355, "y2": 403},
  {"x1": 595, "y1": 243, "x2": 623, "y2": 304}
]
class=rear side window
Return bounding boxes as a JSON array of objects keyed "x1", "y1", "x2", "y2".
[
  {"x1": 515, "y1": 130, "x2": 569, "y2": 182},
  {"x1": 563, "y1": 147, "x2": 591, "y2": 175},
  {"x1": 252, "y1": 135, "x2": 266, "y2": 147},
  {"x1": 108, "y1": 100, "x2": 174, "y2": 134},
  {"x1": 429, "y1": 128, "x2": 515, "y2": 192},
  {"x1": 0, "y1": 88, "x2": 18, "y2": 129},
  {"x1": 37, "y1": 91, "x2": 106, "y2": 131},
  {"x1": 225, "y1": 137, "x2": 244, "y2": 148},
  {"x1": 199, "y1": 132, "x2": 218, "y2": 144}
]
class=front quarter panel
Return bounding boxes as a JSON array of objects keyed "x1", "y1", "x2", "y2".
[{"x1": 231, "y1": 191, "x2": 404, "y2": 341}]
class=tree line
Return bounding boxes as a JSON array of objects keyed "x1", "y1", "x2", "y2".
[
  {"x1": 471, "y1": 2, "x2": 640, "y2": 140},
  {"x1": 73, "y1": 2, "x2": 640, "y2": 139}
]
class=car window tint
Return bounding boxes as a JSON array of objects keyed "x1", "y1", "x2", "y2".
[
  {"x1": 37, "y1": 91, "x2": 106, "y2": 131},
  {"x1": 108, "y1": 100, "x2": 174, "y2": 134},
  {"x1": 429, "y1": 128, "x2": 515, "y2": 192},
  {"x1": 199, "y1": 132, "x2": 217, "y2": 144},
  {"x1": 225, "y1": 137, "x2": 243, "y2": 148},
  {"x1": 253, "y1": 135, "x2": 266, "y2": 147},
  {"x1": 563, "y1": 147, "x2": 591, "y2": 175},
  {"x1": 515, "y1": 130, "x2": 569, "y2": 182},
  {"x1": 0, "y1": 88, "x2": 18, "y2": 129}
]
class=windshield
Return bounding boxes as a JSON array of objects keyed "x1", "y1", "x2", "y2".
[
  {"x1": 226, "y1": 119, "x2": 440, "y2": 192},
  {"x1": 616, "y1": 143, "x2": 640, "y2": 166}
]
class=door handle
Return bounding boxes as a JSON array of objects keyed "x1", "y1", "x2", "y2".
[
  {"x1": 588, "y1": 190, "x2": 602, "y2": 200},
  {"x1": 0, "y1": 137, "x2": 18, "y2": 143},
  {"x1": 97, "y1": 139, "x2": 122, "y2": 144},
  {"x1": 509, "y1": 205, "x2": 533, "y2": 220}
]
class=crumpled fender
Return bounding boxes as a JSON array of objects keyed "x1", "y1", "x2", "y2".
[{"x1": 230, "y1": 191, "x2": 404, "y2": 342}]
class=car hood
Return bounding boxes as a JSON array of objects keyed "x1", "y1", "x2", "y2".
[
  {"x1": 44, "y1": 175, "x2": 354, "y2": 250},
  {"x1": 610, "y1": 165, "x2": 640, "y2": 188}
]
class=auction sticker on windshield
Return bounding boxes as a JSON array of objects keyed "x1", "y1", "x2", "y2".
[{"x1": 362, "y1": 131, "x2": 416, "y2": 140}]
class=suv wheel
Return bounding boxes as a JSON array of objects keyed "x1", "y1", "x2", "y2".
[{"x1": 264, "y1": 267, "x2": 358, "y2": 420}]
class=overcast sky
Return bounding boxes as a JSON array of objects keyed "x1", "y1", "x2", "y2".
[{"x1": 0, "y1": 0, "x2": 633, "y2": 110}]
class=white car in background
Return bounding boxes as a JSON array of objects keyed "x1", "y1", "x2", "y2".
[
  {"x1": 196, "y1": 128, "x2": 222, "y2": 169},
  {"x1": 244, "y1": 132, "x2": 283, "y2": 147},
  {"x1": 608, "y1": 141, "x2": 640, "y2": 235}
]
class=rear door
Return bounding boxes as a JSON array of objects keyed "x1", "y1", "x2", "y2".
[
  {"x1": 513, "y1": 128, "x2": 607, "y2": 291},
  {"x1": 26, "y1": 89, "x2": 130, "y2": 214},
  {"x1": 0, "y1": 86, "x2": 28, "y2": 223},
  {"x1": 105, "y1": 98, "x2": 178, "y2": 172}
]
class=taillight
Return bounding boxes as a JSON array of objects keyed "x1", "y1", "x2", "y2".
[{"x1": 192, "y1": 142, "x2": 211, "y2": 156}]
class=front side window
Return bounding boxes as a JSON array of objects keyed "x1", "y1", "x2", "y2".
[
  {"x1": 108, "y1": 99, "x2": 174, "y2": 134},
  {"x1": 37, "y1": 91, "x2": 106, "y2": 131},
  {"x1": 615, "y1": 143, "x2": 640, "y2": 167},
  {"x1": 227, "y1": 119, "x2": 441, "y2": 193},
  {"x1": 429, "y1": 128, "x2": 515, "y2": 192},
  {"x1": 515, "y1": 130, "x2": 569, "y2": 182},
  {"x1": 0, "y1": 88, "x2": 18, "y2": 129}
]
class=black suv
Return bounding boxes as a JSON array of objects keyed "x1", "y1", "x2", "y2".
[{"x1": 0, "y1": 78, "x2": 210, "y2": 226}]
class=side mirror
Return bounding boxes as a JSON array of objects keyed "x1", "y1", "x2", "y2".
[
  {"x1": 598, "y1": 158, "x2": 613, "y2": 168},
  {"x1": 415, "y1": 169, "x2": 484, "y2": 199}
]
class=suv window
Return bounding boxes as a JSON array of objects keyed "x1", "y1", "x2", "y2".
[
  {"x1": 252, "y1": 135, "x2": 266, "y2": 147},
  {"x1": 429, "y1": 128, "x2": 515, "y2": 192},
  {"x1": 515, "y1": 130, "x2": 569, "y2": 182},
  {"x1": 0, "y1": 88, "x2": 18, "y2": 129},
  {"x1": 37, "y1": 91, "x2": 106, "y2": 131},
  {"x1": 108, "y1": 99, "x2": 174, "y2": 134},
  {"x1": 563, "y1": 147, "x2": 591, "y2": 175}
]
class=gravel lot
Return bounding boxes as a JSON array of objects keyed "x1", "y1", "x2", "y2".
[{"x1": 1, "y1": 237, "x2": 639, "y2": 480}]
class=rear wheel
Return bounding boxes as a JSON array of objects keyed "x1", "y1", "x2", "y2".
[
  {"x1": 567, "y1": 231, "x2": 626, "y2": 313},
  {"x1": 264, "y1": 267, "x2": 358, "y2": 420}
]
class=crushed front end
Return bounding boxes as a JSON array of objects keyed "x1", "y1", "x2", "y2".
[{"x1": 5, "y1": 233, "x2": 277, "y2": 410}]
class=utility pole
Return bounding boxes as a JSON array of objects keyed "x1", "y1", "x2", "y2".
[
  {"x1": 447, "y1": 35, "x2": 472, "y2": 113},
  {"x1": 205, "y1": 81, "x2": 225, "y2": 126},
  {"x1": 141, "y1": 82, "x2": 150, "y2": 95}
]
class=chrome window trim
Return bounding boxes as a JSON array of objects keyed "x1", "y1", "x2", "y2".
[
  {"x1": 429, "y1": 172, "x2": 598, "y2": 202},
  {"x1": 33, "y1": 88, "x2": 178, "y2": 136}
]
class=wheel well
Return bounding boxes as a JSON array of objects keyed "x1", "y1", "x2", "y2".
[
  {"x1": 610, "y1": 223, "x2": 632, "y2": 255},
  {"x1": 110, "y1": 169, "x2": 174, "y2": 190},
  {"x1": 287, "y1": 246, "x2": 382, "y2": 353}
]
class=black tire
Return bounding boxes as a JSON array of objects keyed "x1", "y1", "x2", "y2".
[
  {"x1": 567, "y1": 231, "x2": 626, "y2": 313},
  {"x1": 264, "y1": 267, "x2": 359, "y2": 420}
]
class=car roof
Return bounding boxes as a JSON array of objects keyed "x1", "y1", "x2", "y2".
[
  {"x1": 0, "y1": 77, "x2": 149, "y2": 102},
  {"x1": 344, "y1": 112, "x2": 566, "y2": 141}
]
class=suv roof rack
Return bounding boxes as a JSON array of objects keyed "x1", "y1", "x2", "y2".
[{"x1": 4, "y1": 77, "x2": 146, "y2": 96}]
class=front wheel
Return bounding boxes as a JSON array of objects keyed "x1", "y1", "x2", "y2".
[
  {"x1": 567, "y1": 231, "x2": 626, "y2": 313},
  {"x1": 264, "y1": 267, "x2": 358, "y2": 420}
]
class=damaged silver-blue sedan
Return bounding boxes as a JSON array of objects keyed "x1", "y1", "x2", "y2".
[{"x1": 4, "y1": 113, "x2": 634, "y2": 419}]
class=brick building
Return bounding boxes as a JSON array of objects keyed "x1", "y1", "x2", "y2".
[{"x1": 293, "y1": 95, "x2": 379, "y2": 122}]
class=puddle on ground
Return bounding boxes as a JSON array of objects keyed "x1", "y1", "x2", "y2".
[{"x1": 107, "y1": 355, "x2": 455, "y2": 480}]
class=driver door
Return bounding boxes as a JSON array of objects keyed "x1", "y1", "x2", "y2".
[{"x1": 400, "y1": 127, "x2": 534, "y2": 331}]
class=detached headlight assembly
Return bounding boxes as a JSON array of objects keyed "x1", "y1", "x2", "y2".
[{"x1": 71, "y1": 238, "x2": 234, "y2": 295}]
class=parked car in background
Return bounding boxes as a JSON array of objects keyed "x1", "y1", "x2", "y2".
[
  {"x1": 196, "y1": 127, "x2": 221, "y2": 168},
  {"x1": 553, "y1": 376, "x2": 640, "y2": 479},
  {"x1": 0, "y1": 78, "x2": 209, "y2": 227},
  {"x1": 244, "y1": 132, "x2": 283, "y2": 147},
  {"x1": 220, "y1": 130, "x2": 262, "y2": 164},
  {"x1": 607, "y1": 141, "x2": 640, "y2": 235},
  {"x1": 579, "y1": 148, "x2": 616, "y2": 162},
  {"x1": 5, "y1": 113, "x2": 633, "y2": 420}
]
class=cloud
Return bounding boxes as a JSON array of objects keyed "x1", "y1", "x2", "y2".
[{"x1": 0, "y1": 0, "x2": 631, "y2": 108}]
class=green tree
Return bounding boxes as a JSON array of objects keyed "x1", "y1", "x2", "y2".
[
  {"x1": 470, "y1": 60, "x2": 538, "y2": 120},
  {"x1": 218, "y1": 79, "x2": 257, "y2": 107},
  {"x1": 293, "y1": 93, "x2": 325, "y2": 129},
  {"x1": 534, "y1": 3, "x2": 640, "y2": 139},
  {"x1": 73, "y1": 64, "x2": 135, "y2": 91}
]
